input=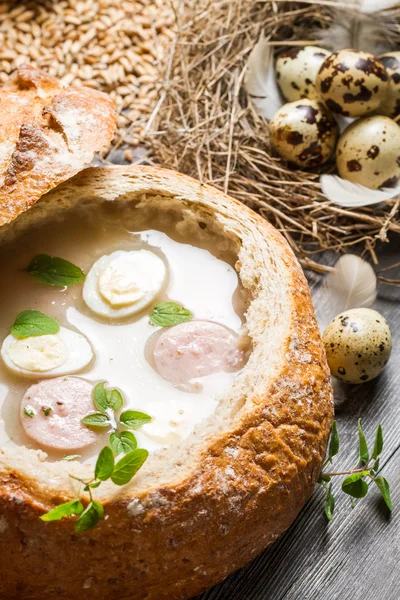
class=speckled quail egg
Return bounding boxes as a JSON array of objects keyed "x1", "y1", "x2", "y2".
[
  {"x1": 316, "y1": 49, "x2": 389, "y2": 117},
  {"x1": 336, "y1": 115, "x2": 400, "y2": 189},
  {"x1": 379, "y1": 51, "x2": 400, "y2": 119},
  {"x1": 276, "y1": 46, "x2": 331, "y2": 102},
  {"x1": 323, "y1": 308, "x2": 392, "y2": 384},
  {"x1": 269, "y1": 99, "x2": 338, "y2": 167}
]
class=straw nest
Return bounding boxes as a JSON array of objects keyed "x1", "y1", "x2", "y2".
[{"x1": 148, "y1": 0, "x2": 400, "y2": 276}]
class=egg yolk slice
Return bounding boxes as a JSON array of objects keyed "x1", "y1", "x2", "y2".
[
  {"x1": 1, "y1": 327, "x2": 93, "y2": 379},
  {"x1": 83, "y1": 250, "x2": 166, "y2": 318}
]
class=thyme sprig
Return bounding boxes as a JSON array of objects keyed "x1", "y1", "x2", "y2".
[
  {"x1": 40, "y1": 383, "x2": 151, "y2": 531},
  {"x1": 319, "y1": 419, "x2": 392, "y2": 520}
]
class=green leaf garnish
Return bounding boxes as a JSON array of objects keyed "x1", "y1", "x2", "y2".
[
  {"x1": 11, "y1": 310, "x2": 60, "y2": 339},
  {"x1": 327, "y1": 420, "x2": 339, "y2": 463},
  {"x1": 75, "y1": 501, "x2": 104, "y2": 532},
  {"x1": 81, "y1": 413, "x2": 110, "y2": 428},
  {"x1": 111, "y1": 448, "x2": 149, "y2": 486},
  {"x1": 324, "y1": 484, "x2": 335, "y2": 521},
  {"x1": 373, "y1": 476, "x2": 392, "y2": 511},
  {"x1": 357, "y1": 419, "x2": 369, "y2": 466},
  {"x1": 42, "y1": 407, "x2": 52, "y2": 416},
  {"x1": 371, "y1": 424, "x2": 383, "y2": 461},
  {"x1": 40, "y1": 499, "x2": 84, "y2": 522},
  {"x1": 149, "y1": 302, "x2": 192, "y2": 327},
  {"x1": 93, "y1": 382, "x2": 124, "y2": 413},
  {"x1": 110, "y1": 431, "x2": 137, "y2": 455},
  {"x1": 23, "y1": 406, "x2": 36, "y2": 418},
  {"x1": 63, "y1": 454, "x2": 80, "y2": 461},
  {"x1": 342, "y1": 471, "x2": 370, "y2": 499},
  {"x1": 94, "y1": 446, "x2": 115, "y2": 481},
  {"x1": 26, "y1": 254, "x2": 85, "y2": 287},
  {"x1": 120, "y1": 410, "x2": 151, "y2": 429}
]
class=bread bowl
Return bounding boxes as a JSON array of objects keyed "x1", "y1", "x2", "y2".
[{"x1": 0, "y1": 165, "x2": 333, "y2": 600}]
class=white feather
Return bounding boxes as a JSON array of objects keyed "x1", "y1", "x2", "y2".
[
  {"x1": 316, "y1": 8, "x2": 393, "y2": 55},
  {"x1": 245, "y1": 35, "x2": 283, "y2": 120},
  {"x1": 320, "y1": 175, "x2": 400, "y2": 207},
  {"x1": 313, "y1": 254, "x2": 377, "y2": 332},
  {"x1": 360, "y1": 0, "x2": 400, "y2": 14}
]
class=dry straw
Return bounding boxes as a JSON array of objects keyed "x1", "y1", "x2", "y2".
[
  {"x1": 0, "y1": 0, "x2": 175, "y2": 156},
  {"x1": 148, "y1": 0, "x2": 400, "y2": 277}
]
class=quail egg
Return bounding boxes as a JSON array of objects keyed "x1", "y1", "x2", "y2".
[
  {"x1": 276, "y1": 46, "x2": 331, "y2": 102},
  {"x1": 379, "y1": 51, "x2": 400, "y2": 119},
  {"x1": 323, "y1": 308, "x2": 392, "y2": 384},
  {"x1": 269, "y1": 99, "x2": 338, "y2": 167},
  {"x1": 316, "y1": 49, "x2": 389, "y2": 117},
  {"x1": 336, "y1": 115, "x2": 400, "y2": 189}
]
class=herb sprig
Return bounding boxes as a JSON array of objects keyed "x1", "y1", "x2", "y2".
[
  {"x1": 41, "y1": 384, "x2": 151, "y2": 532},
  {"x1": 149, "y1": 301, "x2": 192, "y2": 327},
  {"x1": 25, "y1": 254, "x2": 86, "y2": 287},
  {"x1": 11, "y1": 310, "x2": 60, "y2": 339},
  {"x1": 319, "y1": 420, "x2": 392, "y2": 520}
]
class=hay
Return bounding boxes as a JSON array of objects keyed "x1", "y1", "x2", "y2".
[{"x1": 148, "y1": 0, "x2": 400, "y2": 277}]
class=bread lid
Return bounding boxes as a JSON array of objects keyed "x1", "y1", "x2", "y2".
[
  {"x1": 0, "y1": 166, "x2": 333, "y2": 599},
  {"x1": 0, "y1": 65, "x2": 116, "y2": 227}
]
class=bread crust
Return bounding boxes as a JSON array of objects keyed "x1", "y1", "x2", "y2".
[
  {"x1": 0, "y1": 65, "x2": 116, "y2": 227},
  {"x1": 0, "y1": 166, "x2": 333, "y2": 600}
]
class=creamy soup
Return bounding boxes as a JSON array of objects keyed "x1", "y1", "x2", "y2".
[{"x1": 0, "y1": 206, "x2": 248, "y2": 463}]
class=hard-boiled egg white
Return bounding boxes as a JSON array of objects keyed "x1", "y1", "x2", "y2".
[
  {"x1": 1, "y1": 327, "x2": 93, "y2": 379},
  {"x1": 83, "y1": 250, "x2": 166, "y2": 319}
]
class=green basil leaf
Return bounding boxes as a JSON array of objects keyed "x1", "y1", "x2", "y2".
[
  {"x1": 11, "y1": 310, "x2": 60, "y2": 339},
  {"x1": 342, "y1": 471, "x2": 370, "y2": 498},
  {"x1": 90, "y1": 481, "x2": 102, "y2": 489},
  {"x1": 327, "y1": 420, "x2": 339, "y2": 462},
  {"x1": 371, "y1": 424, "x2": 384, "y2": 461},
  {"x1": 357, "y1": 419, "x2": 369, "y2": 466},
  {"x1": 63, "y1": 454, "x2": 81, "y2": 461},
  {"x1": 324, "y1": 484, "x2": 335, "y2": 521},
  {"x1": 26, "y1": 254, "x2": 85, "y2": 287},
  {"x1": 110, "y1": 431, "x2": 137, "y2": 455},
  {"x1": 110, "y1": 432, "x2": 123, "y2": 455},
  {"x1": 119, "y1": 431, "x2": 137, "y2": 452},
  {"x1": 40, "y1": 499, "x2": 84, "y2": 522},
  {"x1": 373, "y1": 476, "x2": 392, "y2": 511},
  {"x1": 93, "y1": 382, "x2": 124, "y2": 412},
  {"x1": 149, "y1": 302, "x2": 192, "y2": 327},
  {"x1": 75, "y1": 501, "x2": 104, "y2": 532},
  {"x1": 94, "y1": 446, "x2": 115, "y2": 481},
  {"x1": 111, "y1": 448, "x2": 149, "y2": 486},
  {"x1": 81, "y1": 413, "x2": 110, "y2": 428},
  {"x1": 120, "y1": 410, "x2": 151, "y2": 429}
]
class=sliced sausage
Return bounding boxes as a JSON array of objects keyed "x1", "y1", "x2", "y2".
[
  {"x1": 153, "y1": 320, "x2": 245, "y2": 390},
  {"x1": 20, "y1": 376, "x2": 97, "y2": 451}
]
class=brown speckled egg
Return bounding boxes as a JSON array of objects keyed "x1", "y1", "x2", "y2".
[
  {"x1": 316, "y1": 49, "x2": 389, "y2": 117},
  {"x1": 379, "y1": 51, "x2": 400, "y2": 119},
  {"x1": 336, "y1": 116, "x2": 400, "y2": 189},
  {"x1": 323, "y1": 308, "x2": 392, "y2": 384},
  {"x1": 276, "y1": 46, "x2": 331, "y2": 102},
  {"x1": 269, "y1": 99, "x2": 338, "y2": 167}
]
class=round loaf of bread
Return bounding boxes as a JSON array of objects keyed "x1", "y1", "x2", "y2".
[{"x1": 0, "y1": 166, "x2": 333, "y2": 600}]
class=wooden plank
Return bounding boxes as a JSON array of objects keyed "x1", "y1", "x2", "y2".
[{"x1": 195, "y1": 240, "x2": 400, "y2": 600}]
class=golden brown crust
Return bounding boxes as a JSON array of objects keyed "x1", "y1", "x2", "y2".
[
  {"x1": 0, "y1": 166, "x2": 333, "y2": 600},
  {"x1": 0, "y1": 65, "x2": 116, "y2": 227}
]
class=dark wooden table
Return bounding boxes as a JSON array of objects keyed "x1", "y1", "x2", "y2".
[{"x1": 195, "y1": 236, "x2": 400, "y2": 600}]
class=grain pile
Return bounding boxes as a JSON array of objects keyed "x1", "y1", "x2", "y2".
[{"x1": 0, "y1": 0, "x2": 175, "y2": 157}]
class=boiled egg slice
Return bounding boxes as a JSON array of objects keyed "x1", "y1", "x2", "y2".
[
  {"x1": 83, "y1": 250, "x2": 166, "y2": 319},
  {"x1": 1, "y1": 327, "x2": 93, "y2": 379}
]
